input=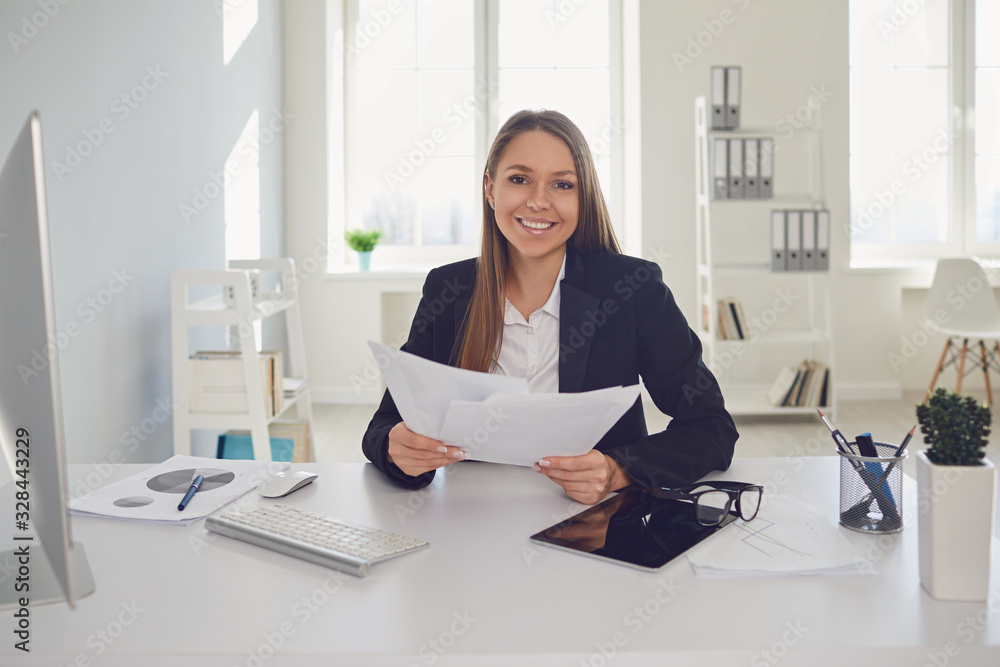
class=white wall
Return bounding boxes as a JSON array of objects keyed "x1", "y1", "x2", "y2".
[{"x1": 0, "y1": 0, "x2": 286, "y2": 464}]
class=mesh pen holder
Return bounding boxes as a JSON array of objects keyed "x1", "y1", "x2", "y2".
[{"x1": 838, "y1": 442, "x2": 907, "y2": 534}]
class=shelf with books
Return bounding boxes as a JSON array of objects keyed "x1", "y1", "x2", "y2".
[
  {"x1": 171, "y1": 258, "x2": 315, "y2": 462},
  {"x1": 721, "y1": 386, "x2": 829, "y2": 417},
  {"x1": 714, "y1": 329, "x2": 830, "y2": 345},
  {"x1": 694, "y1": 94, "x2": 836, "y2": 420}
]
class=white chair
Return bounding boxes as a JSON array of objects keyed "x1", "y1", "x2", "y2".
[{"x1": 924, "y1": 256, "x2": 1000, "y2": 406}]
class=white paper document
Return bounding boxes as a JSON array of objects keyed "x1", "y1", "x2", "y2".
[
  {"x1": 368, "y1": 341, "x2": 641, "y2": 467},
  {"x1": 686, "y1": 492, "x2": 873, "y2": 577},
  {"x1": 70, "y1": 455, "x2": 283, "y2": 525}
]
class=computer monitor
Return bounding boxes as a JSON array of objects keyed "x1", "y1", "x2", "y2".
[{"x1": 0, "y1": 112, "x2": 95, "y2": 609}]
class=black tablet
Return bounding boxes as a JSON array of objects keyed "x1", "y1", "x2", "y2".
[{"x1": 529, "y1": 488, "x2": 737, "y2": 571}]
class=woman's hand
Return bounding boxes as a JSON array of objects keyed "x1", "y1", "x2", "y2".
[
  {"x1": 532, "y1": 450, "x2": 632, "y2": 505},
  {"x1": 387, "y1": 422, "x2": 466, "y2": 477}
]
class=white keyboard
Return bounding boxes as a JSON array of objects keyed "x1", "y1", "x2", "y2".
[{"x1": 205, "y1": 504, "x2": 429, "y2": 577}]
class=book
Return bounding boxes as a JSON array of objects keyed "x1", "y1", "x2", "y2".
[
  {"x1": 717, "y1": 297, "x2": 750, "y2": 340},
  {"x1": 767, "y1": 359, "x2": 828, "y2": 408},
  {"x1": 806, "y1": 362, "x2": 829, "y2": 407},
  {"x1": 221, "y1": 420, "x2": 311, "y2": 463},
  {"x1": 792, "y1": 360, "x2": 812, "y2": 407},
  {"x1": 283, "y1": 377, "x2": 308, "y2": 398},
  {"x1": 269, "y1": 420, "x2": 312, "y2": 463},
  {"x1": 717, "y1": 299, "x2": 731, "y2": 339},
  {"x1": 733, "y1": 300, "x2": 750, "y2": 339},
  {"x1": 189, "y1": 350, "x2": 283, "y2": 418},
  {"x1": 728, "y1": 301, "x2": 744, "y2": 339},
  {"x1": 766, "y1": 365, "x2": 799, "y2": 407},
  {"x1": 217, "y1": 432, "x2": 294, "y2": 462}
]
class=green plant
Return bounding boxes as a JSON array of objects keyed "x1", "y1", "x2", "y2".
[
  {"x1": 916, "y1": 388, "x2": 992, "y2": 466},
  {"x1": 344, "y1": 228, "x2": 382, "y2": 252}
]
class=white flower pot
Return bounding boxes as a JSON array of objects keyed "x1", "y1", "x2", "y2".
[{"x1": 916, "y1": 451, "x2": 997, "y2": 601}]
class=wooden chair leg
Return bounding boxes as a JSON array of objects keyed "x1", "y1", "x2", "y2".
[
  {"x1": 925, "y1": 338, "x2": 953, "y2": 403},
  {"x1": 955, "y1": 339, "x2": 969, "y2": 394},
  {"x1": 980, "y1": 340, "x2": 993, "y2": 407}
]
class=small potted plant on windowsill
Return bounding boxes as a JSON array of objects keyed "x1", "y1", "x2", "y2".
[
  {"x1": 344, "y1": 228, "x2": 382, "y2": 271},
  {"x1": 915, "y1": 388, "x2": 996, "y2": 601}
]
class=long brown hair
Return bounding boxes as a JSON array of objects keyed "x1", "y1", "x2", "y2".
[{"x1": 454, "y1": 110, "x2": 621, "y2": 372}]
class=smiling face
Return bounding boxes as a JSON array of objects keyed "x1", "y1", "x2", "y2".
[{"x1": 484, "y1": 130, "x2": 579, "y2": 266}]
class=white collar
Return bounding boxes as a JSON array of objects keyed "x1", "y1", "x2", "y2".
[{"x1": 503, "y1": 254, "x2": 566, "y2": 324}]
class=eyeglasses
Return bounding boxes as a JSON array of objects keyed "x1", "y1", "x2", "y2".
[{"x1": 644, "y1": 481, "x2": 763, "y2": 526}]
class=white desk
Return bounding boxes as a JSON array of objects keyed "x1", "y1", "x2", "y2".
[{"x1": 6, "y1": 458, "x2": 1000, "y2": 666}]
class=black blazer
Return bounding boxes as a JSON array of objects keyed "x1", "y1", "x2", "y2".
[{"x1": 362, "y1": 247, "x2": 738, "y2": 491}]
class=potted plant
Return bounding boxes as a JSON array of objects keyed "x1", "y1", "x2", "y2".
[
  {"x1": 344, "y1": 228, "x2": 382, "y2": 271},
  {"x1": 915, "y1": 388, "x2": 996, "y2": 601}
]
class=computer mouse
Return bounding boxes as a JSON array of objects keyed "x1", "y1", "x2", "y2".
[{"x1": 257, "y1": 471, "x2": 318, "y2": 498}]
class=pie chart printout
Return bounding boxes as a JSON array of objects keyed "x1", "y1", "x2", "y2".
[
  {"x1": 145, "y1": 468, "x2": 236, "y2": 494},
  {"x1": 113, "y1": 496, "x2": 154, "y2": 508}
]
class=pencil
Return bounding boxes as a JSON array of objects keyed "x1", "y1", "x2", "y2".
[
  {"x1": 817, "y1": 409, "x2": 852, "y2": 455},
  {"x1": 894, "y1": 425, "x2": 915, "y2": 457}
]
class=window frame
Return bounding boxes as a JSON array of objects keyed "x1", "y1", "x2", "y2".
[
  {"x1": 850, "y1": 0, "x2": 1000, "y2": 265},
  {"x1": 332, "y1": 0, "x2": 627, "y2": 271}
]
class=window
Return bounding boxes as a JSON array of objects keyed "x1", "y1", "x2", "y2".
[
  {"x1": 338, "y1": 0, "x2": 623, "y2": 268},
  {"x1": 849, "y1": 0, "x2": 1000, "y2": 263}
]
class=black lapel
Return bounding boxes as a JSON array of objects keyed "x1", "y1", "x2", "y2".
[{"x1": 559, "y1": 248, "x2": 600, "y2": 393}]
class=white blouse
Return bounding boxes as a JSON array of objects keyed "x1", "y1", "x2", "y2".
[{"x1": 492, "y1": 257, "x2": 565, "y2": 393}]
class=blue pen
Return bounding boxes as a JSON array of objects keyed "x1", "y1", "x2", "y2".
[
  {"x1": 856, "y1": 433, "x2": 895, "y2": 508},
  {"x1": 178, "y1": 474, "x2": 205, "y2": 511}
]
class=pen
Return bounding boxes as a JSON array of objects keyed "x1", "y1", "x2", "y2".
[
  {"x1": 894, "y1": 425, "x2": 915, "y2": 456},
  {"x1": 178, "y1": 474, "x2": 204, "y2": 511},
  {"x1": 816, "y1": 409, "x2": 852, "y2": 455},
  {"x1": 856, "y1": 432, "x2": 896, "y2": 510}
]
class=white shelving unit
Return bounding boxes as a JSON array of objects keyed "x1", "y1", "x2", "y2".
[
  {"x1": 171, "y1": 258, "x2": 314, "y2": 461},
  {"x1": 693, "y1": 96, "x2": 836, "y2": 419}
]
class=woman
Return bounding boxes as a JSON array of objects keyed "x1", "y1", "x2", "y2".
[{"x1": 362, "y1": 110, "x2": 738, "y2": 505}]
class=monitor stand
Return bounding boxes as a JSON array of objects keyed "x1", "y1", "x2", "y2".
[{"x1": 0, "y1": 542, "x2": 95, "y2": 609}]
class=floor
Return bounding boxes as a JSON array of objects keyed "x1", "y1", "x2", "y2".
[{"x1": 311, "y1": 390, "x2": 1000, "y2": 480}]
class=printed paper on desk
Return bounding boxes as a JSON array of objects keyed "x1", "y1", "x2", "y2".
[
  {"x1": 367, "y1": 340, "x2": 528, "y2": 438},
  {"x1": 69, "y1": 455, "x2": 283, "y2": 526},
  {"x1": 685, "y1": 492, "x2": 873, "y2": 577},
  {"x1": 438, "y1": 385, "x2": 642, "y2": 467}
]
